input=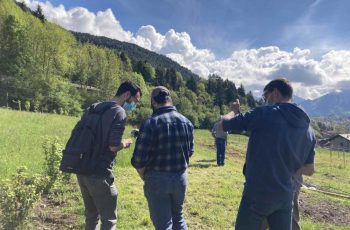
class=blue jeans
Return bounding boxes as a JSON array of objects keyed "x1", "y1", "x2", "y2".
[
  {"x1": 144, "y1": 170, "x2": 188, "y2": 230},
  {"x1": 235, "y1": 195, "x2": 293, "y2": 230},
  {"x1": 216, "y1": 138, "x2": 226, "y2": 165}
]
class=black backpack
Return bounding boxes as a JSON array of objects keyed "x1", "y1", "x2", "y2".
[{"x1": 60, "y1": 103, "x2": 114, "y2": 175}]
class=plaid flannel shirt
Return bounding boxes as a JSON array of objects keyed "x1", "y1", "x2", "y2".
[{"x1": 131, "y1": 106, "x2": 194, "y2": 172}]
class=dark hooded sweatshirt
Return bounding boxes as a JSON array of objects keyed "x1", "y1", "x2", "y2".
[
  {"x1": 223, "y1": 103, "x2": 316, "y2": 202},
  {"x1": 88, "y1": 101, "x2": 126, "y2": 177}
]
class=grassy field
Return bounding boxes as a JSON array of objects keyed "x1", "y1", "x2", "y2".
[{"x1": 1, "y1": 108, "x2": 350, "y2": 229}]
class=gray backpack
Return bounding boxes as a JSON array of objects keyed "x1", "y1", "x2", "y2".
[{"x1": 60, "y1": 103, "x2": 114, "y2": 175}]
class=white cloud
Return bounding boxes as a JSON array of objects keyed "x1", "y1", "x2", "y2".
[
  {"x1": 133, "y1": 25, "x2": 164, "y2": 51},
  {"x1": 22, "y1": 0, "x2": 133, "y2": 41},
  {"x1": 320, "y1": 50, "x2": 350, "y2": 85},
  {"x1": 21, "y1": 0, "x2": 350, "y2": 100}
]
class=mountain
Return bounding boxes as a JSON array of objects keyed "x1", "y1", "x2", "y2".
[
  {"x1": 300, "y1": 90, "x2": 350, "y2": 117},
  {"x1": 292, "y1": 95, "x2": 305, "y2": 104},
  {"x1": 72, "y1": 31, "x2": 199, "y2": 81}
]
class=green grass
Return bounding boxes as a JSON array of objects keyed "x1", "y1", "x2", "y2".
[
  {"x1": 1, "y1": 108, "x2": 350, "y2": 229},
  {"x1": 0, "y1": 108, "x2": 78, "y2": 178}
]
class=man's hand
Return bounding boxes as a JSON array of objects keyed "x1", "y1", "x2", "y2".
[
  {"x1": 230, "y1": 99, "x2": 240, "y2": 114},
  {"x1": 109, "y1": 138, "x2": 133, "y2": 153},
  {"x1": 121, "y1": 138, "x2": 133, "y2": 148},
  {"x1": 300, "y1": 164, "x2": 314, "y2": 176},
  {"x1": 217, "y1": 99, "x2": 241, "y2": 133}
]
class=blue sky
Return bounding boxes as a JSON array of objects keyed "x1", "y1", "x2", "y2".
[
  {"x1": 24, "y1": 0, "x2": 350, "y2": 99},
  {"x1": 37, "y1": 0, "x2": 350, "y2": 58}
]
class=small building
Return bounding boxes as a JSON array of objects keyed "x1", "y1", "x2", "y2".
[{"x1": 327, "y1": 134, "x2": 350, "y2": 152}]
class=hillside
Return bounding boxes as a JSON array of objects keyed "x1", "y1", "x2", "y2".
[
  {"x1": 72, "y1": 31, "x2": 199, "y2": 81},
  {"x1": 0, "y1": 0, "x2": 257, "y2": 130}
]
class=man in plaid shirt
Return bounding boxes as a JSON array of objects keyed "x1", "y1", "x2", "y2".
[{"x1": 131, "y1": 86, "x2": 194, "y2": 230}]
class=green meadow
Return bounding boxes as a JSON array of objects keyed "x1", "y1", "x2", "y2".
[{"x1": 1, "y1": 108, "x2": 349, "y2": 229}]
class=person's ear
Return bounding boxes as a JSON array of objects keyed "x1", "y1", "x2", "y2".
[
  {"x1": 124, "y1": 91, "x2": 131, "y2": 100},
  {"x1": 151, "y1": 98, "x2": 157, "y2": 107},
  {"x1": 270, "y1": 89, "x2": 277, "y2": 99}
]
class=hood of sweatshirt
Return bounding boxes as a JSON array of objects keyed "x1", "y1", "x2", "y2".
[{"x1": 274, "y1": 103, "x2": 310, "y2": 128}]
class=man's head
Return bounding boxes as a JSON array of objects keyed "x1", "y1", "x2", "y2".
[
  {"x1": 262, "y1": 78, "x2": 293, "y2": 104},
  {"x1": 151, "y1": 86, "x2": 172, "y2": 110},
  {"x1": 115, "y1": 81, "x2": 142, "y2": 111}
]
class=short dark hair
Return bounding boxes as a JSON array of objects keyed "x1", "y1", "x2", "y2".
[
  {"x1": 153, "y1": 90, "x2": 172, "y2": 104},
  {"x1": 115, "y1": 81, "x2": 142, "y2": 97},
  {"x1": 263, "y1": 78, "x2": 293, "y2": 99},
  {"x1": 151, "y1": 86, "x2": 172, "y2": 104}
]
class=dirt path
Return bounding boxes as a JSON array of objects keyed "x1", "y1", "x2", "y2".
[
  {"x1": 300, "y1": 192, "x2": 350, "y2": 226},
  {"x1": 31, "y1": 195, "x2": 80, "y2": 229}
]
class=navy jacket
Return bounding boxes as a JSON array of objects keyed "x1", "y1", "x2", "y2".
[{"x1": 223, "y1": 103, "x2": 316, "y2": 202}]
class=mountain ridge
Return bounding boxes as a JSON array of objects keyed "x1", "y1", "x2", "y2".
[
  {"x1": 71, "y1": 31, "x2": 199, "y2": 81},
  {"x1": 300, "y1": 90, "x2": 350, "y2": 117}
]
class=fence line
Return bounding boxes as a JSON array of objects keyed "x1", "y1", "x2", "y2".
[{"x1": 321, "y1": 146, "x2": 349, "y2": 168}]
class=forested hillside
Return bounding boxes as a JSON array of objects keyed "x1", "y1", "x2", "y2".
[
  {"x1": 0, "y1": 0, "x2": 257, "y2": 128},
  {"x1": 73, "y1": 31, "x2": 199, "y2": 81}
]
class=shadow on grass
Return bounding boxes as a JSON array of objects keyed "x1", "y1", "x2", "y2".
[
  {"x1": 196, "y1": 159, "x2": 216, "y2": 163},
  {"x1": 190, "y1": 162, "x2": 217, "y2": 168}
]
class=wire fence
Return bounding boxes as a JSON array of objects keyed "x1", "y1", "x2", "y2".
[{"x1": 321, "y1": 146, "x2": 349, "y2": 168}]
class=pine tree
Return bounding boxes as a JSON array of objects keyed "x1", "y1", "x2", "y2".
[{"x1": 33, "y1": 5, "x2": 45, "y2": 22}]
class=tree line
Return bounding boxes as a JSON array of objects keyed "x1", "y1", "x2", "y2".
[{"x1": 0, "y1": 0, "x2": 259, "y2": 129}]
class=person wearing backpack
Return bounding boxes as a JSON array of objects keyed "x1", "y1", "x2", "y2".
[{"x1": 75, "y1": 81, "x2": 142, "y2": 230}]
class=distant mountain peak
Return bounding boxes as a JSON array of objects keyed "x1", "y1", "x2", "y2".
[
  {"x1": 292, "y1": 95, "x2": 305, "y2": 104},
  {"x1": 300, "y1": 90, "x2": 350, "y2": 117}
]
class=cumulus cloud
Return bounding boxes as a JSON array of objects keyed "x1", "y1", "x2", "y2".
[
  {"x1": 21, "y1": 0, "x2": 350, "y2": 99},
  {"x1": 320, "y1": 50, "x2": 350, "y2": 84},
  {"x1": 21, "y1": 0, "x2": 133, "y2": 41},
  {"x1": 133, "y1": 25, "x2": 164, "y2": 51}
]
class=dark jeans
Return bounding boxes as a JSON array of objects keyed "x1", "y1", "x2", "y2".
[
  {"x1": 144, "y1": 170, "x2": 188, "y2": 230},
  {"x1": 260, "y1": 187, "x2": 301, "y2": 230},
  {"x1": 77, "y1": 174, "x2": 118, "y2": 230},
  {"x1": 235, "y1": 195, "x2": 293, "y2": 230},
  {"x1": 216, "y1": 138, "x2": 226, "y2": 165}
]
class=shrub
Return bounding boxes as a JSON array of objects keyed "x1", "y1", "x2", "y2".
[
  {"x1": 41, "y1": 137, "x2": 64, "y2": 194},
  {"x1": 0, "y1": 167, "x2": 42, "y2": 229}
]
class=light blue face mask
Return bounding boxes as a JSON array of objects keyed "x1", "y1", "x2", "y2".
[{"x1": 123, "y1": 101, "x2": 136, "y2": 111}]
